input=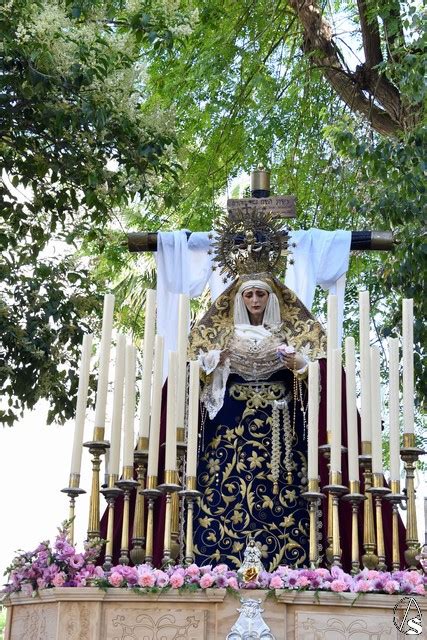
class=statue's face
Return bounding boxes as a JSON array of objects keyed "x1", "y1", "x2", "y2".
[{"x1": 242, "y1": 288, "x2": 269, "y2": 323}]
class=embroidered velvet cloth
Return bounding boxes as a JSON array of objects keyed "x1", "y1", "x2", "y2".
[{"x1": 193, "y1": 370, "x2": 311, "y2": 571}]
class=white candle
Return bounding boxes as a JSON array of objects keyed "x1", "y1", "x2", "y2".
[
  {"x1": 186, "y1": 361, "x2": 200, "y2": 479},
  {"x1": 94, "y1": 293, "x2": 115, "y2": 432},
  {"x1": 122, "y1": 344, "x2": 137, "y2": 469},
  {"x1": 370, "y1": 346, "x2": 383, "y2": 474},
  {"x1": 326, "y1": 294, "x2": 338, "y2": 434},
  {"x1": 176, "y1": 294, "x2": 190, "y2": 430},
  {"x1": 359, "y1": 290, "x2": 371, "y2": 442},
  {"x1": 388, "y1": 337, "x2": 400, "y2": 481},
  {"x1": 402, "y1": 299, "x2": 414, "y2": 434},
  {"x1": 307, "y1": 360, "x2": 320, "y2": 480},
  {"x1": 138, "y1": 289, "x2": 156, "y2": 439},
  {"x1": 69, "y1": 333, "x2": 93, "y2": 476},
  {"x1": 147, "y1": 335, "x2": 164, "y2": 478},
  {"x1": 330, "y1": 348, "x2": 342, "y2": 474},
  {"x1": 345, "y1": 337, "x2": 359, "y2": 483},
  {"x1": 109, "y1": 334, "x2": 126, "y2": 477},
  {"x1": 165, "y1": 351, "x2": 178, "y2": 472}
]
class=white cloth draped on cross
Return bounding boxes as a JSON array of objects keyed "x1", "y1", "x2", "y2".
[{"x1": 155, "y1": 228, "x2": 351, "y2": 377}]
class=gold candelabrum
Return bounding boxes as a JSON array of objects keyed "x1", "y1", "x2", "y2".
[
  {"x1": 100, "y1": 474, "x2": 123, "y2": 572},
  {"x1": 116, "y1": 466, "x2": 138, "y2": 565},
  {"x1": 367, "y1": 473, "x2": 391, "y2": 571},
  {"x1": 342, "y1": 480, "x2": 366, "y2": 574},
  {"x1": 359, "y1": 442, "x2": 378, "y2": 569},
  {"x1": 301, "y1": 478, "x2": 325, "y2": 568},
  {"x1": 318, "y1": 443, "x2": 333, "y2": 565},
  {"x1": 83, "y1": 427, "x2": 109, "y2": 542},
  {"x1": 130, "y1": 438, "x2": 149, "y2": 565},
  {"x1": 323, "y1": 470, "x2": 348, "y2": 567},
  {"x1": 401, "y1": 432, "x2": 425, "y2": 570},
  {"x1": 61, "y1": 473, "x2": 86, "y2": 546},
  {"x1": 141, "y1": 476, "x2": 162, "y2": 566},
  {"x1": 158, "y1": 469, "x2": 181, "y2": 566},
  {"x1": 179, "y1": 476, "x2": 202, "y2": 565},
  {"x1": 384, "y1": 479, "x2": 406, "y2": 571}
]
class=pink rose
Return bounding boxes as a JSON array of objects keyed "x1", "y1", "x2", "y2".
[
  {"x1": 185, "y1": 564, "x2": 200, "y2": 577},
  {"x1": 354, "y1": 579, "x2": 372, "y2": 593},
  {"x1": 366, "y1": 570, "x2": 380, "y2": 580},
  {"x1": 406, "y1": 571, "x2": 422, "y2": 585},
  {"x1": 296, "y1": 576, "x2": 310, "y2": 588},
  {"x1": 413, "y1": 584, "x2": 425, "y2": 595},
  {"x1": 227, "y1": 577, "x2": 239, "y2": 590},
  {"x1": 330, "y1": 579, "x2": 349, "y2": 593},
  {"x1": 213, "y1": 564, "x2": 228, "y2": 575},
  {"x1": 108, "y1": 571, "x2": 124, "y2": 587},
  {"x1": 154, "y1": 570, "x2": 169, "y2": 588},
  {"x1": 383, "y1": 580, "x2": 399, "y2": 594},
  {"x1": 52, "y1": 572, "x2": 66, "y2": 587},
  {"x1": 199, "y1": 573, "x2": 214, "y2": 589},
  {"x1": 138, "y1": 571, "x2": 156, "y2": 588},
  {"x1": 270, "y1": 575, "x2": 284, "y2": 589},
  {"x1": 169, "y1": 573, "x2": 184, "y2": 589}
]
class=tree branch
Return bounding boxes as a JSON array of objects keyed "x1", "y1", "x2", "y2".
[
  {"x1": 286, "y1": 0, "x2": 417, "y2": 135},
  {"x1": 356, "y1": 0, "x2": 383, "y2": 68}
]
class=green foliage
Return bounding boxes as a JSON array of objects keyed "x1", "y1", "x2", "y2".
[
  {"x1": 0, "y1": 0, "x2": 195, "y2": 424},
  {"x1": 1, "y1": 0, "x2": 425, "y2": 428}
]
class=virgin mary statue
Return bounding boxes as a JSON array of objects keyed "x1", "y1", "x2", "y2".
[{"x1": 187, "y1": 214, "x2": 327, "y2": 571}]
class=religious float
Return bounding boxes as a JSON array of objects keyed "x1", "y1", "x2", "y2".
[{"x1": 2, "y1": 168, "x2": 426, "y2": 640}]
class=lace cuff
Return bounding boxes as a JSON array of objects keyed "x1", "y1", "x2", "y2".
[
  {"x1": 198, "y1": 349, "x2": 222, "y2": 375},
  {"x1": 200, "y1": 359, "x2": 231, "y2": 419}
]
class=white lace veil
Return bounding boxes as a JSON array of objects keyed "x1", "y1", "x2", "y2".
[{"x1": 233, "y1": 279, "x2": 281, "y2": 326}]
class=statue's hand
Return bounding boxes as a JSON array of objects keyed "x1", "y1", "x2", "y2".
[{"x1": 277, "y1": 345, "x2": 306, "y2": 371}]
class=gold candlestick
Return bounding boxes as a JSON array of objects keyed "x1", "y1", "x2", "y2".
[
  {"x1": 367, "y1": 473, "x2": 391, "y2": 571},
  {"x1": 179, "y1": 476, "x2": 202, "y2": 565},
  {"x1": 318, "y1": 443, "x2": 333, "y2": 565},
  {"x1": 384, "y1": 479, "x2": 406, "y2": 571},
  {"x1": 158, "y1": 469, "x2": 181, "y2": 566},
  {"x1": 130, "y1": 441, "x2": 149, "y2": 565},
  {"x1": 100, "y1": 474, "x2": 123, "y2": 572},
  {"x1": 342, "y1": 480, "x2": 366, "y2": 574},
  {"x1": 323, "y1": 471, "x2": 348, "y2": 567},
  {"x1": 141, "y1": 475, "x2": 162, "y2": 566},
  {"x1": 401, "y1": 433, "x2": 425, "y2": 569},
  {"x1": 61, "y1": 473, "x2": 86, "y2": 546},
  {"x1": 83, "y1": 431, "x2": 109, "y2": 542},
  {"x1": 116, "y1": 466, "x2": 138, "y2": 565},
  {"x1": 301, "y1": 478, "x2": 325, "y2": 568},
  {"x1": 359, "y1": 442, "x2": 378, "y2": 569}
]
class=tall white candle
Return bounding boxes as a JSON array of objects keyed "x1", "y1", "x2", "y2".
[
  {"x1": 307, "y1": 360, "x2": 320, "y2": 480},
  {"x1": 138, "y1": 289, "x2": 156, "y2": 439},
  {"x1": 176, "y1": 294, "x2": 190, "y2": 430},
  {"x1": 109, "y1": 334, "x2": 126, "y2": 477},
  {"x1": 330, "y1": 348, "x2": 342, "y2": 474},
  {"x1": 402, "y1": 298, "x2": 414, "y2": 434},
  {"x1": 122, "y1": 344, "x2": 137, "y2": 469},
  {"x1": 345, "y1": 337, "x2": 359, "y2": 482},
  {"x1": 165, "y1": 351, "x2": 178, "y2": 472},
  {"x1": 186, "y1": 361, "x2": 200, "y2": 479},
  {"x1": 147, "y1": 335, "x2": 164, "y2": 478},
  {"x1": 388, "y1": 337, "x2": 400, "y2": 481},
  {"x1": 94, "y1": 293, "x2": 115, "y2": 431},
  {"x1": 70, "y1": 333, "x2": 93, "y2": 476},
  {"x1": 370, "y1": 346, "x2": 383, "y2": 474},
  {"x1": 327, "y1": 294, "x2": 338, "y2": 434},
  {"x1": 359, "y1": 290, "x2": 371, "y2": 442}
]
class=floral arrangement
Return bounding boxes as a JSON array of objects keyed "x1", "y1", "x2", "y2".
[
  {"x1": 3, "y1": 527, "x2": 425, "y2": 598},
  {"x1": 3, "y1": 524, "x2": 104, "y2": 597},
  {"x1": 99, "y1": 563, "x2": 426, "y2": 596}
]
